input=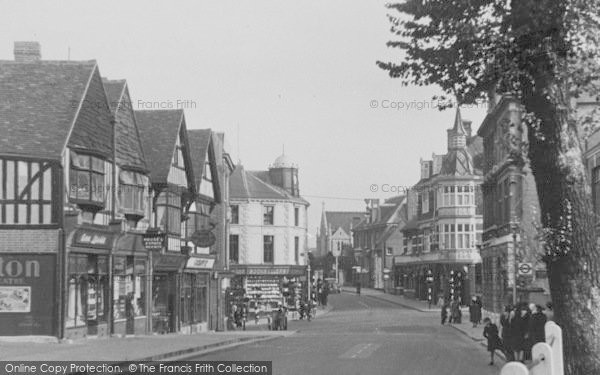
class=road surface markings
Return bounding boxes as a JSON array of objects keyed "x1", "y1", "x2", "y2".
[{"x1": 339, "y1": 343, "x2": 381, "y2": 359}]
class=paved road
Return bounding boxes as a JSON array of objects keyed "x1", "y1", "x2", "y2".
[{"x1": 189, "y1": 293, "x2": 499, "y2": 375}]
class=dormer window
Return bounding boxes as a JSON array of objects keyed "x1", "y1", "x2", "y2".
[
  {"x1": 119, "y1": 170, "x2": 148, "y2": 218},
  {"x1": 69, "y1": 151, "x2": 105, "y2": 207}
]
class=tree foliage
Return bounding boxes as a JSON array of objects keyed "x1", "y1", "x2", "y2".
[{"x1": 378, "y1": 1, "x2": 600, "y2": 373}]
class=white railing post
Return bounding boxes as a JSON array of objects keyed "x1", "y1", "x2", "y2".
[
  {"x1": 500, "y1": 362, "x2": 529, "y2": 375},
  {"x1": 530, "y1": 342, "x2": 553, "y2": 375},
  {"x1": 545, "y1": 321, "x2": 563, "y2": 375}
]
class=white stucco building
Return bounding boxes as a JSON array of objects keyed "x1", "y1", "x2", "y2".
[{"x1": 227, "y1": 154, "x2": 309, "y2": 310}]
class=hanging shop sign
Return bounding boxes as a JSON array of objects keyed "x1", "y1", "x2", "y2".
[
  {"x1": 189, "y1": 229, "x2": 216, "y2": 248},
  {"x1": 143, "y1": 231, "x2": 165, "y2": 250}
]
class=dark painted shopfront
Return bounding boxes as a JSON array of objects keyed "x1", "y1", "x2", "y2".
[
  {"x1": 152, "y1": 253, "x2": 186, "y2": 334},
  {"x1": 180, "y1": 256, "x2": 213, "y2": 333},
  {"x1": 0, "y1": 254, "x2": 57, "y2": 335},
  {"x1": 112, "y1": 233, "x2": 149, "y2": 336},
  {"x1": 65, "y1": 227, "x2": 116, "y2": 339}
]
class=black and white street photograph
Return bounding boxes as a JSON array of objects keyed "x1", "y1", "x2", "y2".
[{"x1": 0, "y1": 1, "x2": 599, "y2": 374}]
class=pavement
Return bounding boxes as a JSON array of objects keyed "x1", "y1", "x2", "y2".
[
  {"x1": 341, "y1": 286, "x2": 507, "y2": 362},
  {"x1": 0, "y1": 305, "x2": 333, "y2": 362}
]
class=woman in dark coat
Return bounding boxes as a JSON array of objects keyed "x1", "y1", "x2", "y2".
[
  {"x1": 469, "y1": 296, "x2": 482, "y2": 327},
  {"x1": 512, "y1": 303, "x2": 531, "y2": 362},
  {"x1": 483, "y1": 317, "x2": 503, "y2": 365},
  {"x1": 528, "y1": 304, "x2": 547, "y2": 345},
  {"x1": 500, "y1": 305, "x2": 515, "y2": 361}
]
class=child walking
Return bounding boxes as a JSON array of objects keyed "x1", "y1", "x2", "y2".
[{"x1": 483, "y1": 317, "x2": 503, "y2": 365}]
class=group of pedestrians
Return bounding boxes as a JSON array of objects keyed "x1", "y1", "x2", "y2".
[
  {"x1": 440, "y1": 296, "x2": 465, "y2": 325},
  {"x1": 483, "y1": 301, "x2": 554, "y2": 366}
]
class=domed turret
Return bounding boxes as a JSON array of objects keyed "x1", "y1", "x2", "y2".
[
  {"x1": 269, "y1": 153, "x2": 299, "y2": 196},
  {"x1": 271, "y1": 154, "x2": 297, "y2": 169}
]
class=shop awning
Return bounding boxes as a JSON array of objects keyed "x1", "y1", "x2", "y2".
[
  {"x1": 153, "y1": 253, "x2": 187, "y2": 272},
  {"x1": 114, "y1": 233, "x2": 148, "y2": 257}
]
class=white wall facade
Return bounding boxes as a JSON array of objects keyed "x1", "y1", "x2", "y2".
[{"x1": 230, "y1": 198, "x2": 308, "y2": 266}]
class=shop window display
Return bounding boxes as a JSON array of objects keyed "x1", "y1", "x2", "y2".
[{"x1": 66, "y1": 254, "x2": 108, "y2": 331}]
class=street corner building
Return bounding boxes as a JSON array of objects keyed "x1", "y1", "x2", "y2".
[
  {"x1": 0, "y1": 41, "x2": 234, "y2": 339},
  {"x1": 227, "y1": 154, "x2": 309, "y2": 319},
  {"x1": 477, "y1": 95, "x2": 550, "y2": 313},
  {"x1": 391, "y1": 109, "x2": 484, "y2": 304}
]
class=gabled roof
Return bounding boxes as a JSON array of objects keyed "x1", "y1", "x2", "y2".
[
  {"x1": 230, "y1": 165, "x2": 308, "y2": 204},
  {"x1": 188, "y1": 128, "x2": 222, "y2": 203},
  {"x1": 187, "y1": 129, "x2": 212, "y2": 181},
  {"x1": 103, "y1": 79, "x2": 126, "y2": 112},
  {"x1": 0, "y1": 60, "x2": 99, "y2": 159},
  {"x1": 136, "y1": 109, "x2": 186, "y2": 184},
  {"x1": 104, "y1": 79, "x2": 147, "y2": 172},
  {"x1": 325, "y1": 211, "x2": 365, "y2": 235}
]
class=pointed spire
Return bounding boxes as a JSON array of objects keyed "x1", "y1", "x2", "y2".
[{"x1": 453, "y1": 107, "x2": 466, "y2": 135}]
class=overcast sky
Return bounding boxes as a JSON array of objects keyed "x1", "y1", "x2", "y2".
[{"x1": 0, "y1": 0, "x2": 487, "y2": 247}]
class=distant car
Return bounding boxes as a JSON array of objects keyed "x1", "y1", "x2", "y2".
[{"x1": 324, "y1": 279, "x2": 341, "y2": 293}]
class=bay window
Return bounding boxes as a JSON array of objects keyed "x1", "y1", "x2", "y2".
[
  {"x1": 69, "y1": 151, "x2": 105, "y2": 205},
  {"x1": 119, "y1": 170, "x2": 148, "y2": 217},
  {"x1": 156, "y1": 191, "x2": 181, "y2": 236}
]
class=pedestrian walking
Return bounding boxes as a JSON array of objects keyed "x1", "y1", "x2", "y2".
[
  {"x1": 528, "y1": 304, "x2": 547, "y2": 345},
  {"x1": 322, "y1": 282, "x2": 330, "y2": 307},
  {"x1": 450, "y1": 297, "x2": 461, "y2": 324},
  {"x1": 483, "y1": 317, "x2": 503, "y2": 366},
  {"x1": 500, "y1": 304, "x2": 515, "y2": 362},
  {"x1": 512, "y1": 303, "x2": 531, "y2": 362},
  {"x1": 544, "y1": 301, "x2": 554, "y2": 322},
  {"x1": 356, "y1": 280, "x2": 361, "y2": 295},
  {"x1": 441, "y1": 300, "x2": 449, "y2": 325},
  {"x1": 469, "y1": 296, "x2": 482, "y2": 328}
]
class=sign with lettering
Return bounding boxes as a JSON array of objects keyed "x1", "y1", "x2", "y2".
[
  {"x1": 143, "y1": 232, "x2": 165, "y2": 250},
  {"x1": 190, "y1": 230, "x2": 216, "y2": 248},
  {"x1": 0, "y1": 254, "x2": 56, "y2": 336},
  {"x1": 185, "y1": 257, "x2": 215, "y2": 270},
  {"x1": 518, "y1": 262, "x2": 533, "y2": 276},
  {"x1": 73, "y1": 229, "x2": 114, "y2": 249}
]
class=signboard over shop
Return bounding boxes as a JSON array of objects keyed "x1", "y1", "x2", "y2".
[
  {"x1": 185, "y1": 257, "x2": 215, "y2": 270},
  {"x1": 190, "y1": 230, "x2": 216, "y2": 248},
  {"x1": 142, "y1": 232, "x2": 165, "y2": 250},
  {"x1": 231, "y1": 265, "x2": 306, "y2": 276},
  {"x1": 73, "y1": 229, "x2": 114, "y2": 249}
]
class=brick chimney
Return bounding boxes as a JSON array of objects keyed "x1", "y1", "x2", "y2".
[{"x1": 14, "y1": 41, "x2": 41, "y2": 62}]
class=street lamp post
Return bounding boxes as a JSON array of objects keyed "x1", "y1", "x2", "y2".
[{"x1": 511, "y1": 223, "x2": 518, "y2": 306}]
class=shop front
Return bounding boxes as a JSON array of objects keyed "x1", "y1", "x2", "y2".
[
  {"x1": 65, "y1": 226, "x2": 116, "y2": 339},
  {"x1": 180, "y1": 256, "x2": 213, "y2": 334},
  {"x1": 112, "y1": 233, "x2": 149, "y2": 336},
  {"x1": 0, "y1": 254, "x2": 57, "y2": 336},
  {"x1": 152, "y1": 253, "x2": 186, "y2": 334},
  {"x1": 228, "y1": 265, "x2": 307, "y2": 320}
]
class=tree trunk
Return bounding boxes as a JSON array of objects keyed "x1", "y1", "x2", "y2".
[{"x1": 522, "y1": 79, "x2": 600, "y2": 374}]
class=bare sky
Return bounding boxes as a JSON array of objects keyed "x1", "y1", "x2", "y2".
[{"x1": 0, "y1": 0, "x2": 487, "y2": 246}]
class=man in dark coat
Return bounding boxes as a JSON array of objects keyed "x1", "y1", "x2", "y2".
[{"x1": 441, "y1": 300, "x2": 449, "y2": 325}]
